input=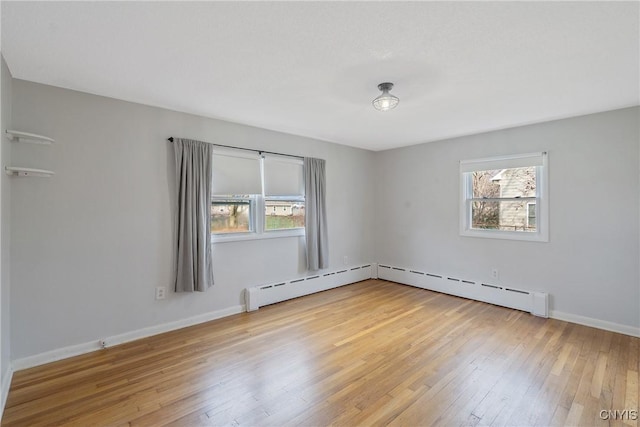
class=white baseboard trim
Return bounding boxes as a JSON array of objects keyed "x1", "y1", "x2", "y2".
[
  {"x1": 376, "y1": 263, "x2": 543, "y2": 316},
  {"x1": 549, "y1": 310, "x2": 640, "y2": 338},
  {"x1": 102, "y1": 304, "x2": 245, "y2": 349},
  {"x1": 1, "y1": 366, "x2": 13, "y2": 420},
  {"x1": 12, "y1": 304, "x2": 245, "y2": 372},
  {"x1": 375, "y1": 262, "x2": 639, "y2": 338}
]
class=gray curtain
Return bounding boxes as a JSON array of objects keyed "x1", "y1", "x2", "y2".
[
  {"x1": 304, "y1": 157, "x2": 328, "y2": 270},
  {"x1": 173, "y1": 138, "x2": 214, "y2": 292}
]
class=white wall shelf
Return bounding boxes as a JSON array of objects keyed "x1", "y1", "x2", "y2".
[
  {"x1": 5, "y1": 129, "x2": 56, "y2": 177},
  {"x1": 5, "y1": 167, "x2": 54, "y2": 178},
  {"x1": 5, "y1": 129, "x2": 55, "y2": 145}
]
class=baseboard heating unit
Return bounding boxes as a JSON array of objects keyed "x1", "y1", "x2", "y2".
[
  {"x1": 377, "y1": 264, "x2": 548, "y2": 317},
  {"x1": 245, "y1": 264, "x2": 373, "y2": 311}
]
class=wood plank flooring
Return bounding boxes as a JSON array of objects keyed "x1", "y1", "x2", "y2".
[{"x1": 2, "y1": 280, "x2": 639, "y2": 426}]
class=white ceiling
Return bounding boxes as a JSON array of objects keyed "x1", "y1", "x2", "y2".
[{"x1": 1, "y1": 1, "x2": 638, "y2": 151}]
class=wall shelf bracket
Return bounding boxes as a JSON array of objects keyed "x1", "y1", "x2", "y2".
[
  {"x1": 5, "y1": 167, "x2": 54, "y2": 177},
  {"x1": 5, "y1": 130, "x2": 55, "y2": 145}
]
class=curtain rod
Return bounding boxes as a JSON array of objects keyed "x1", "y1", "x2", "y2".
[{"x1": 167, "y1": 137, "x2": 304, "y2": 160}]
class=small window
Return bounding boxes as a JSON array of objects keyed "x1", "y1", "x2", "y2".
[{"x1": 460, "y1": 152, "x2": 548, "y2": 242}]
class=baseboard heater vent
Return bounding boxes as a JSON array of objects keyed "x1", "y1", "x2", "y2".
[
  {"x1": 377, "y1": 263, "x2": 548, "y2": 317},
  {"x1": 245, "y1": 264, "x2": 373, "y2": 311}
]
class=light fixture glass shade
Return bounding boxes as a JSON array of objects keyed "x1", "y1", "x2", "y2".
[{"x1": 372, "y1": 82, "x2": 399, "y2": 111}]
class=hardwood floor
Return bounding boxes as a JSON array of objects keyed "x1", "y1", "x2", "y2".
[{"x1": 2, "y1": 280, "x2": 638, "y2": 426}]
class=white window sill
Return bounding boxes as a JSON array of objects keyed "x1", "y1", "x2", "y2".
[
  {"x1": 212, "y1": 228, "x2": 305, "y2": 243},
  {"x1": 460, "y1": 228, "x2": 548, "y2": 242}
]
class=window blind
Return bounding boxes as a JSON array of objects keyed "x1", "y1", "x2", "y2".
[
  {"x1": 211, "y1": 151, "x2": 262, "y2": 195},
  {"x1": 460, "y1": 152, "x2": 546, "y2": 173},
  {"x1": 264, "y1": 155, "x2": 304, "y2": 196}
]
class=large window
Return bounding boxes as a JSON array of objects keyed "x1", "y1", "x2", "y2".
[
  {"x1": 211, "y1": 150, "x2": 304, "y2": 241},
  {"x1": 460, "y1": 152, "x2": 548, "y2": 242}
]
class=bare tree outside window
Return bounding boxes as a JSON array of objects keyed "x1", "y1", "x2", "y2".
[
  {"x1": 211, "y1": 198, "x2": 252, "y2": 233},
  {"x1": 471, "y1": 170, "x2": 500, "y2": 229}
]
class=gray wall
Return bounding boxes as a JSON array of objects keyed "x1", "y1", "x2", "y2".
[
  {"x1": 1, "y1": 56, "x2": 12, "y2": 389},
  {"x1": 375, "y1": 107, "x2": 640, "y2": 329},
  {"x1": 7, "y1": 78, "x2": 640, "y2": 362},
  {"x1": 10, "y1": 80, "x2": 376, "y2": 359}
]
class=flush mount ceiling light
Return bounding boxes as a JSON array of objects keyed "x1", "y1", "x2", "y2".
[{"x1": 372, "y1": 82, "x2": 399, "y2": 112}]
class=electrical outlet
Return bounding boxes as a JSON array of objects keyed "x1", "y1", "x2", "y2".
[
  {"x1": 343, "y1": 256, "x2": 349, "y2": 266},
  {"x1": 99, "y1": 339, "x2": 107, "y2": 349},
  {"x1": 155, "y1": 287, "x2": 167, "y2": 300},
  {"x1": 491, "y1": 268, "x2": 499, "y2": 279}
]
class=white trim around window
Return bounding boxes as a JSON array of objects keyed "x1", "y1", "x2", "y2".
[
  {"x1": 460, "y1": 152, "x2": 549, "y2": 242},
  {"x1": 212, "y1": 227, "x2": 304, "y2": 243}
]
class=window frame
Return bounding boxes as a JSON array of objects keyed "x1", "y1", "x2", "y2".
[{"x1": 459, "y1": 152, "x2": 549, "y2": 242}]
